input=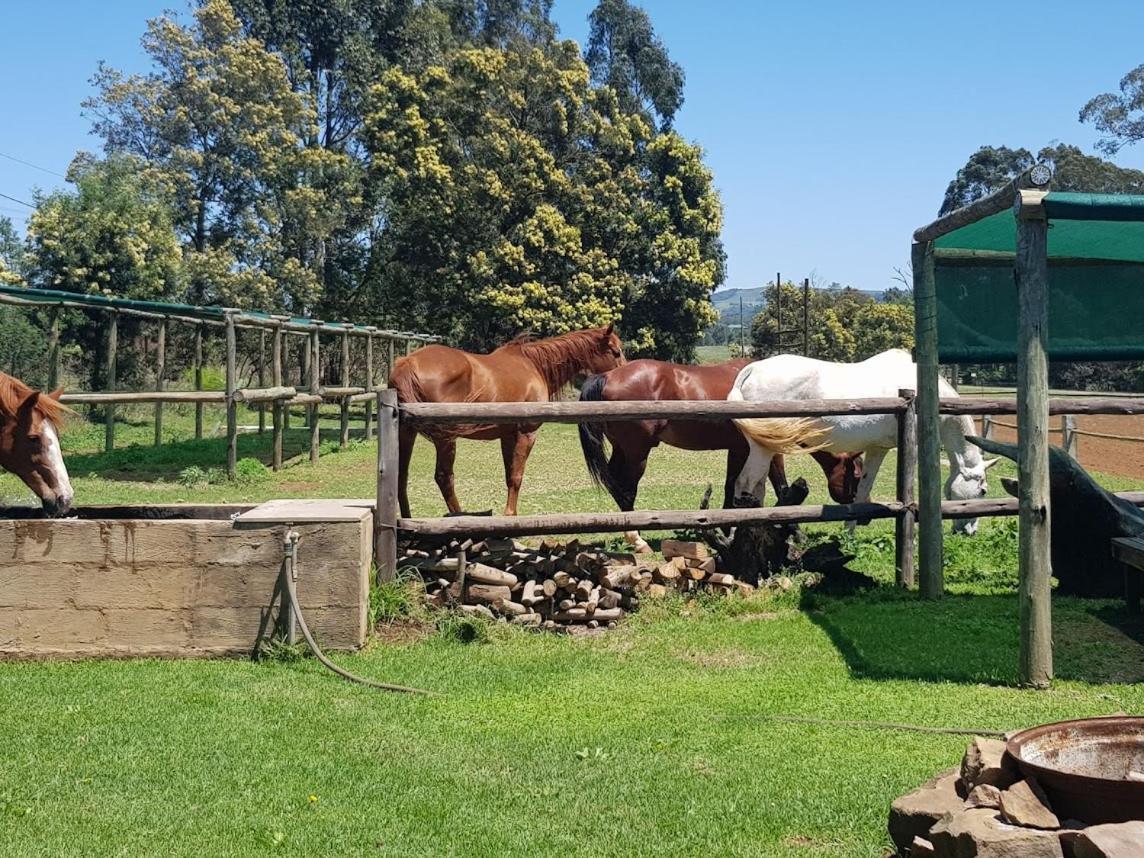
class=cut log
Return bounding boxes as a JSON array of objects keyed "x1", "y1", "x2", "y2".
[
  {"x1": 465, "y1": 584, "x2": 513, "y2": 605},
  {"x1": 521, "y1": 580, "x2": 540, "y2": 607},
  {"x1": 706, "y1": 572, "x2": 736, "y2": 587},
  {"x1": 599, "y1": 565, "x2": 636, "y2": 589},
  {"x1": 574, "y1": 579, "x2": 594, "y2": 601},
  {"x1": 494, "y1": 599, "x2": 527, "y2": 617},
  {"x1": 460, "y1": 604, "x2": 495, "y2": 620},
  {"x1": 685, "y1": 557, "x2": 717, "y2": 575},
  {"x1": 647, "y1": 583, "x2": 667, "y2": 599},
  {"x1": 654, "y1": 563, "x2": 681, "y2": 585},
  {"x1": 554, "y1": 607, "x2": 623, "y2": 623},
  {"x1": 541, "y1": 579, "x2": 558, "y2": 598},
  {"x1": 599, "y1": 588, "x2": 621, "y2": 610},
  {"x1": 661, "y1": 540, "x2": 709, "y2": 560},
  {"x1": 553, "y1": 571, "x2": 573, "y2": 589},
  {"x1": 511, "y1": 613, "x2": 541, "y2": 627}
]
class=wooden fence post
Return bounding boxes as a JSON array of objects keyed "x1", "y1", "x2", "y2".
[
  {"x1": 1062, "y1": 414, "x2": 1078, "y2": 459},
  {"x1": 364, "y1": 330, "x2": 375, "y2": 439},
  {"x1": 194, "y1": 323, "x2": 204, "y2": 440},
  {"x1": 340, "y1": 326, "x2": 351, "y2": 449},
  {"x1": 913, "y1": 240, "x2": 944, "y2": 599},
  {"x1": 257, "y1": 328, "x2": 266, "y2": 435},
  {"x1": 1016, "y1": 194, "x2": 1053, "y2": 688},
  {"x1": 386, "y1": 336, "x2": 396, "y2": 385},
  {"x1": 154, "y1": 317, "x2": 167, "y2": 446},
  {"x1": 105, "y1": 311, "x2": 118, "y2": 453},
  {"x1": 272, "y1": 322, "x2": 283, "y2": 471},
  {"x1": 376, "y1": 388, "x2": 399, "y2": 584},
  {"x1": 225, "y1": 313, "x2": 237, "y2": 478},
  {"x1": 309, "y1": 327, "x2": 320, "y2": 464},
  {"x1": 405, "y1": 337, "x2": 414, "y2": 356},
  {"x1": 895, "y1": 388, "x2": 917, "y2": 588},
  {"x1": 982, "y1": 414, "x2": 993, "y2": 440},
  {"x1": 303, "y1": 334, "x2": 312, "y2": 427},
  {"x1": 47, "y1": 306, "x2": 61, "y2": 391}
]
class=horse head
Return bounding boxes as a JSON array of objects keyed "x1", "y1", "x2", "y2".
[
  {"x1": 0, "y1": 387, "x2": 74, "y2": 517},
  {"x1": 946, "y1": 452, "x2": 998, "y2": 535},
  {"x1": 586, "y1": 323, "x2": 625, "y2": 374}
]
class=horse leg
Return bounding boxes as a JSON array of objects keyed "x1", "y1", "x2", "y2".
[
  {"x1": 432, "y1": 437, "x2": 462, "y2": 514},
  {"x1": 610, "y1": 446, "x2": 652, "y2": 553},
  {"x1": 767, "y1": 453, "x2": 789, "y2": 506},
  {"x1": 733, "y1": 442, "x2": 774, "y2": 504},
  {"x1": 398, "y1": 425, "x2": 417, "y2": 519},
  {"x1": 847, "y1": 447, "x2": 888, "y2": 531},
  {"x1": 500, "y1": 430, "x2": 538, "y2": 516}
]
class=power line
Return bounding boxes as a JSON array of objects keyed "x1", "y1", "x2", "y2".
[
  {"x1": 0, "y1": 150, "x2": 66, "y2": 179},
  {"x1": 0, "y1": 191, "x2": 33, "y2": 208}
]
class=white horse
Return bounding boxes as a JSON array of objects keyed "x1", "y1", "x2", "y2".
[{"x1": 727, "y1": 349, "x2": 996, "y2": 535}]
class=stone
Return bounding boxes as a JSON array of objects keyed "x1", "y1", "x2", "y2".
[
  {"x1": 889, "y1": 769, "x2": 966, "y2": 855},
  {"x1": 929, "y1": 808, "x2": 1064, "y2": 857},
  {"x1": 911, "y1": 835, "x2": 936, "y2": 856},
  {"x1": 961, "y1": 737, "x2": 1019, "y2": 792},
  {"x1": 1069, "y1": 821, "x2": 1144, "y2": 858},
  {"x1": 965, "y1": 785, "x2": 1003, "y2": 810},
  {"x1": 998, "y1": 779, "x2": 1060, "y2": 830}
]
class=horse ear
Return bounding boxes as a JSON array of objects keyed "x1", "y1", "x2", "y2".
[
  {"x1": 16, "y1": 391, "x2": 40, "y2": 422},
  {"x1": 982, "y1": 457, "x2": 999, "y2": 471},
  {"x1": 47, "y1": 388, "x2": 63, "y2": 401},
  {"x1": 603, "y1": 322, "x2": 615, "y2": 337}
]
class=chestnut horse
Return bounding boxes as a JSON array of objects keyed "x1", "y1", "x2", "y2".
[
  {"x1": 578, "y1": 358, "x2": 863, "y2": 551},
  {"x1": 0, "y1": 372, "x2": 74, "y2": 516},
  {"x1": 391, "y1": 325, "x2": 625, "y2": 517}
]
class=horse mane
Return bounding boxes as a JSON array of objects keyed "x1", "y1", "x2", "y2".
[
  {"x1": 0, "y1": 372, "x2": 71, "y2": 424},
  {"x1": 503, "y1": 329, "x2": 606, "y2": 395}
]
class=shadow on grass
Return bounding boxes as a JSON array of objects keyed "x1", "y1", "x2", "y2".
[
  {"x1": 64, "y1": 426, "x2": 359, "y2": 482},
  {"x1": 804, "y1": 587, "x2": 1144, "y2": 686}
]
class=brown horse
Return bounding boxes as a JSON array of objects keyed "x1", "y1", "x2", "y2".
[
  {"x1": 578, "y1": 358, "x2": 863, "y2": 551},
  {"x1": 391, "y1": 325, "x2": 625, "y2": 518},
  {"x1": 0, "y1": 373, "x2": 74, "y2": 516}
]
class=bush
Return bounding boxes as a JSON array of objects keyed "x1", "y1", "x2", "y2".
[
  {"x1": 234, "y1": 457, "x2": 269, "y2": 483},
  {"x1": 178, "y1": 465, "x2": 208, "y2": 488},
  {"x1": 435, "y1": 612, "x2": 490, "y2": 644},
  {"x1": 370, "y1": 572, "x2": 428, "y2": 626}
]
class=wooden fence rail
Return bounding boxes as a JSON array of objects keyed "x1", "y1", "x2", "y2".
[{"x1": 376, "y1": 391, "x2": 1144, "y2": 594}]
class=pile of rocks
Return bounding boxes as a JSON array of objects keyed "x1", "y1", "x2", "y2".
[
  {"x1": 406, "y1": 538, "x2": 758, "y2": 629},
  {"x1": 889, "y1": 737, "x2": 1143, "y2": 857}
]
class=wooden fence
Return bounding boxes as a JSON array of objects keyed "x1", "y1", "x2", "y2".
[
  {"x1": 0, "y1": 290, "x2": 437, "y2": 477},
  {"x1": 372, "y1": 391, "x2": 1144, "y2": 590}
]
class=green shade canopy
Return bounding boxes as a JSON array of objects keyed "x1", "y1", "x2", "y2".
[{"x1": 933, "y1": 192, "x2": 1144, "y2": 362}]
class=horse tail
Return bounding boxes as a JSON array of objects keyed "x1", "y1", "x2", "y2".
[
  {"x1": 578, "y1": 374, "x2": 625, "y2": 506},
  {"x1": 727, "y1": 385, "x2": 831, "y2": 453}
]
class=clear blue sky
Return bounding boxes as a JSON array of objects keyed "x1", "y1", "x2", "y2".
[{"x1": 4, "y1": 1, "x2": 1144, "y2": 293}]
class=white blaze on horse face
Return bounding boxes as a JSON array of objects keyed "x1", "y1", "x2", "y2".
[{"x1": 42, "y1": 421, "x2": 73, "y2": 508}]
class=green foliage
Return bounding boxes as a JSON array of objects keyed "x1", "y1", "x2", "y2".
[
  {"x1": 0, "y1": 217, "x2": 27, "y2": 285},
  {"x1": 1081, "y1": 64, "x2": 1144, "y2": 155},
  {"x1": 0, "y1": 308, "x2": 48, "y2": 384},
  {"x1": 234, "y1": 457, "x2": 269, "y2": 483},
  {"x1": 178, "y1": 466, "x2": 208, "y2": 488},
  {"x1": 434, "y1": 611, "x2": 491, "y2": 644},
  {"x1": 586, "y1": 0, "x2": 684, "y2": 129},
  {"x1": 750, "y1": 281, "x2": 913, "y2": 362},
  {"x1": 363, "y1": 43, "x2": 724, "y2": 358},
  {"x1": 369, "y1": 572, "x2": 429, "y2": 626},
  {"x1": 205, "y1": 467, "x2": 228, "y2": 485}
]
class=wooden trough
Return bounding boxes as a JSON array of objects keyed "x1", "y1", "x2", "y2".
[{"x1": 0, "y1": 500, "x2": 372, "y2": 659}]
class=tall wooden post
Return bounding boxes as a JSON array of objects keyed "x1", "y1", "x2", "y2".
[
  {"x1": 405, "y1": 337, "x2": 414, "y2": 356},
  {"x1": 912, "y1": 240, "x2": 943, "y2": 599},
  {"x1": 309, "y1": 327, "x2": 320, "y2": 464},
  {"x1": 46, "y1": 306, "x2": 61, "y2": 391},
  {"x1": 982, "y1": 414, "x2": 993, "y2": 440},
  {"x1": 154, "y1": 317, "x2": 167, "y2": 446},
  {"x1": 282, "y1": 334, "x2": 292, "y2": 432},
  {"x1": 340, "y1": 327, "x2": 351, "y2": 449},
  {"x1": 272, "y1": 323, "x2": 284, "y2": 471},
  {"x1": 364, "y1": 330, "x2": 375, "y2": 439},
  {"x1": 895, "y1": 388, "x2": 918, "y2": 589},
  {"x1": 257, "y1": 328, "x2": 266, "y2": 435},
  {"x1": 1062, "y1": 414, "x2": 1078, "y2": 459},
  {"x1": 194, "y1": 324, "x2": 204, "y2": 440},
  {"x1": 375, "y1": 388, "x2": 399, "y2": 584},
  {"x1": 386, "y1": 336, "x2": 396, "y2": 385},
  {"x1": 1016, "y1": 191, "x2": 1053, "y2": 688},
  {"x1": 225, "y1": 314, "x2": 238, "y2": 478},
  {"x1": 802, "y1": 278, "x2": 810, "y2": 356},
  {"x1": 104, "y1": 311, "x2": 118, "y2": 453}
]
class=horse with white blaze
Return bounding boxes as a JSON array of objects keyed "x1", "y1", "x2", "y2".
[{"x1": 727, "y1": 349, "x2": 996, "y2": 535}]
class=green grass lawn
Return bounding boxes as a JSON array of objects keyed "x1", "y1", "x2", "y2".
[{"x1": 1, "y1": 405, "x2": 1143, "y2": 856}]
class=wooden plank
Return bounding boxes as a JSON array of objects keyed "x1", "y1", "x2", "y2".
[
  {"x1": 913, "y1": 174, "x2": 1023, "y2": 242},
  {"x1": 61, "y1": 391, "x2": 227, "y2": 405},
  {"x1": 375, "y1": 389, "x2": 399, "y2": 583},
  {"x1": 895, "y1": 388, "x2": 917, "y2": 588},
  {"x1": 46, "y1": 307, "x2": 60, "y2": 391},
  {"x1": 401, "y1": 397, "x2": 909, "y2": 425},
  {"x1": 232, "y1": 386, "x2": 296, "y2": 403},
  {"x1": 913, "y1": 241, "x2": 943, "y2": 599},
  {"x1": 104, "y1": 312, "x2": 118, "y2": 453},
  {"x1": 1112, "y1": 536, "x2": 1144, "y2": 612},
  {"x1": 340, "y1": 328, "x2": 350, "y2": 449},
  {"x1": 154, "y1": 317, "x2": 166, "y2": 447},
  {"x1": 194, "y1": 324, "x2": 204, "y2": 439},
  {"x1": 1062, "y1": 414, "x2": 1078, "y2": 458},
  {"x1": 225, "y1": 314, "x2": 238, "y2": 478},
  {"x1": 364, "y1": 332, "x2": 374, "y2": 440},
  {"x1": 257, "y1": 328, "x2": 266, "y2": 435},
  {"x1": 941, "y1": 397, "x2": 1144, "y2": 416},
  {"x1": 386, "y1": 337, "x2": 395, "y2": 386},
  {"x1": 272, "y1": 324, "x2": 283, "y2": 471},
  {"x1": 309, "y1": 328, "x2": 320, "y2": 464},
  {"x1": 1016, "y1": 211, "x2": 1052, "y2": 688}
]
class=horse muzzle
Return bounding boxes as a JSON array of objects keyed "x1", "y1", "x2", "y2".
[{"x1": 41, "y1": 494, "x2": 73, "y2": 518}]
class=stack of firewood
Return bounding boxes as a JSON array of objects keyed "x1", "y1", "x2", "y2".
[{"x1": 405, "y1": 537, "x2": 756, "y2": 629}]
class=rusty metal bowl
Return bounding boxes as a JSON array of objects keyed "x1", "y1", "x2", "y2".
[{"x1": 1006, "y1": 716, "x2": 1144, "y2": 824}]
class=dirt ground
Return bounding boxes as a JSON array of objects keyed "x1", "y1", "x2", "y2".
[{"x1": 982, "y1": 413, "x2": 1144, "y2": 481}]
